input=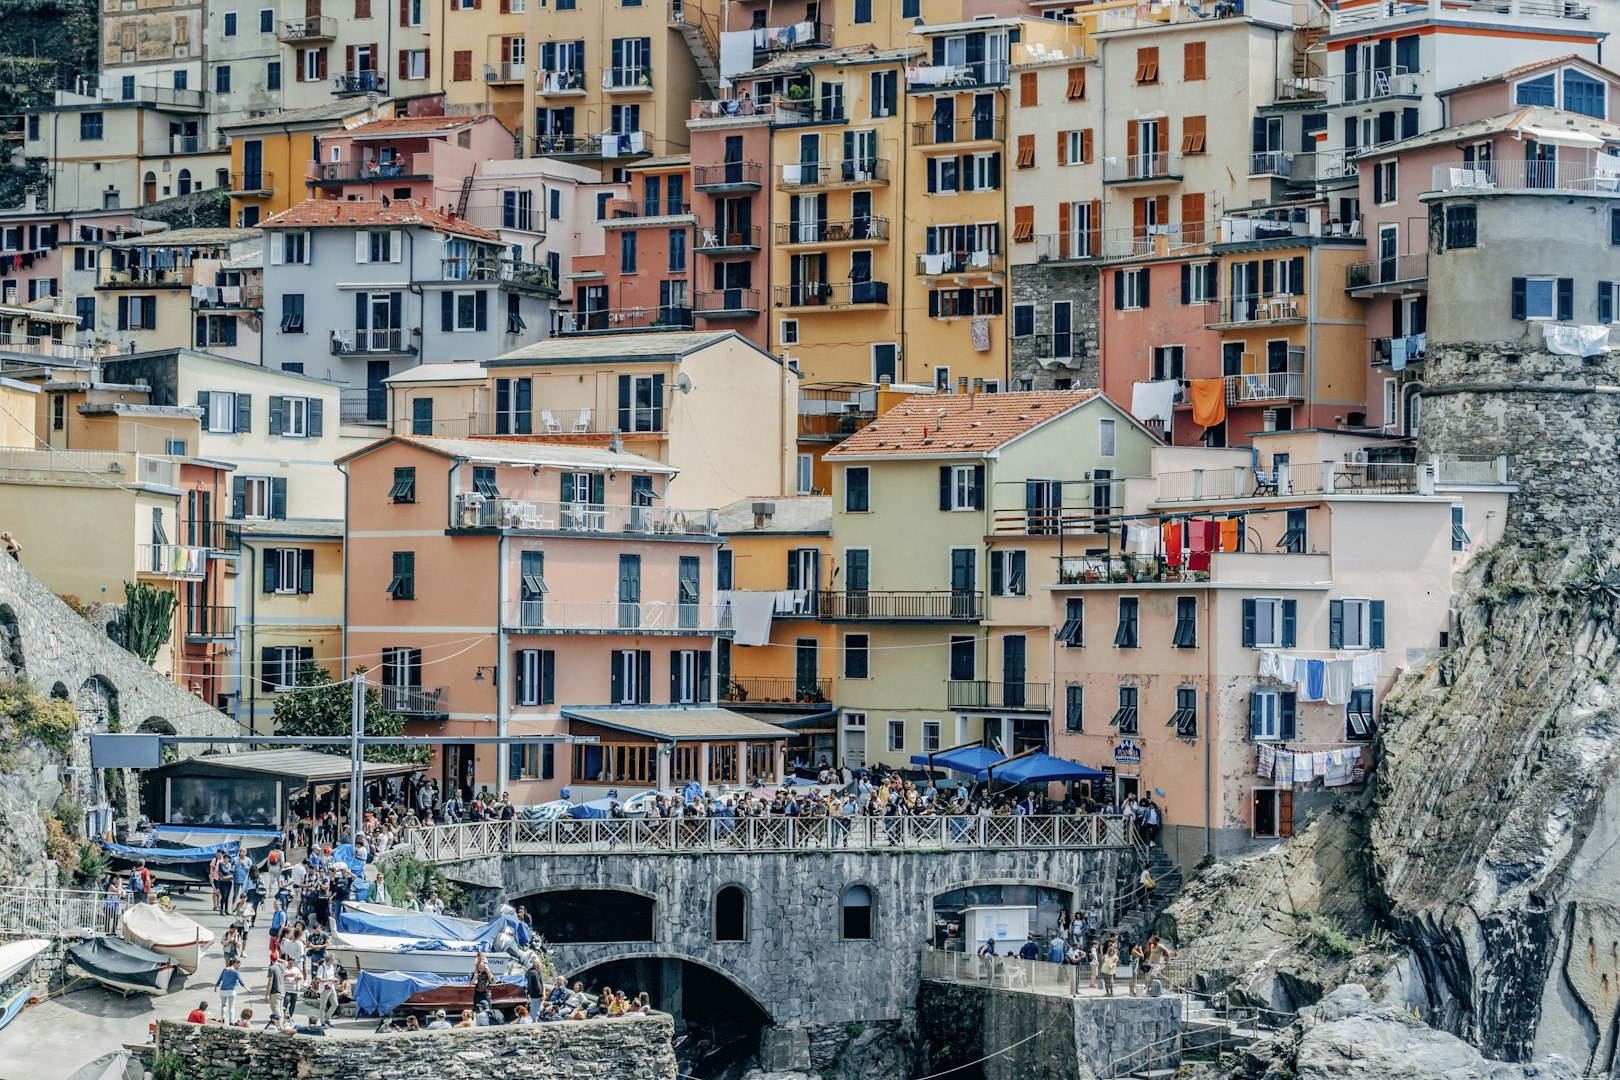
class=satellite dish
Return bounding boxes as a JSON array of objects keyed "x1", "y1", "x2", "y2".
[{"x1": 676, "y1": 372, "x2": 694, "y2": 394}]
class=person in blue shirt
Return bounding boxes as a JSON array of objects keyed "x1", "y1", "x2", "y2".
[
  {"x1": 269, "y1": 899, "x2": 287, "y2": 942},
  {"x1": 231, "y1": 852, "x2": 251, "y2": 910},
  {"x1": 1047, "y1": 931, "x2": 1067, "y2": 965},
  {"x1": 1017, "y1": 935, "x2": 1041, "y2": 961},
  {"x1": 214, "y1": 959, "x2": 247, "y2": 1020}
]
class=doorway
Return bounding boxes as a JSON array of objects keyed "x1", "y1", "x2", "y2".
[{"x1": 1116, "y1": 774, "x2": 1141, "y2": 803}]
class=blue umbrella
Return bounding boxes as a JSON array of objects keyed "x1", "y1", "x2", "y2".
[
  {"x1": 975, "y1": 751, "x2": 1106, "y2": 785},
  {"x1": 909, "y1": 743, "x2": 1004, "y2": 775}
]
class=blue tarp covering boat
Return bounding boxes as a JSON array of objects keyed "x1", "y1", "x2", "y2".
[
  {"x1": 334, "y1": 906, "x2": 531, "y2": 948},
  {"x1": 352, "y1": 970, "x2": 525, "y2": 1016}
]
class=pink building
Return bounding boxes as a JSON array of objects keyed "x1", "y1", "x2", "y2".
[
  {"x1": 688, "y1": 104, "x2": 772, "y2": 348},
  {"x1": 570, "y1": 157, "x2": 696, "y2": 334},
  {"x1": 307, "y1": 114, "x2": 515, "y2": 209},
  {"x1": 340, "y1": 434, "x2": 784, "y2": 803}
]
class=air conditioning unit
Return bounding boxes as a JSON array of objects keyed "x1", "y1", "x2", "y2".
[
  {"x1": 458, "y1": 492, "x2": 486, "y2": 527},
  {"x1": 1346, "y1": 448, "x2": 1369, "y2": 465}
]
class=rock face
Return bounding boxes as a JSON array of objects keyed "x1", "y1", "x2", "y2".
[{"x1": 1264, "y1": 984, "x2": 1577, "y2": 1080}]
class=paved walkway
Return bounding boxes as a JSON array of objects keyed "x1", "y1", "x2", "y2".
[{"x1": 0, "y1": 890, "x2": 382, "y2": 1080}]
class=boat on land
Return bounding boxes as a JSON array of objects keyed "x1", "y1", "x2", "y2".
[{"x1": 66, "y1": 937, "x2": 177, "y2": 996}]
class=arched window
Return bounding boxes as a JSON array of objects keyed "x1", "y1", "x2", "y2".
[
  {"x1": 841, "y1": 885, "x2": 873, "y2": 940},
  {"x1": 177, "y1": 169, "x2": 192, "y2": 195},
  {"x1": 714, "y1": 885, "x2": 747, "y2": 942}
]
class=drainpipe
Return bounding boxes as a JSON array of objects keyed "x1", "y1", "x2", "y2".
[
  {"x1": 339, "y1": 460, "x2": 350, "y2": 682},
  {"x1": 1203, "y1": 565, "x2": 1213, "y2": 862},
  {"x1": 406, "y1": 229, "x2": 425, "y2": 364},
  {"x1": 496, "y1": 525, "x2": 509, "y2": 795},
  {"x1": 243, "y1": 539, "x2": 257, "y2": 736}
]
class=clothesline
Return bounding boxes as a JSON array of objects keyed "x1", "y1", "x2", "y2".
[
  {"x1": 1256, "y1": 743, "x2": 1364, "y2": 787},
  {"x1": 1259, "y1": 650, "x2": 1380, "y2": 705}
]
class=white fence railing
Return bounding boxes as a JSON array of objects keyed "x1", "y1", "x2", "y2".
[
  {"x1": 0, "y1": 885, "x2": 115, "y2": 937},
  {"x1": 411, "y1": 814, "x2": 1135, "y2": 861}
]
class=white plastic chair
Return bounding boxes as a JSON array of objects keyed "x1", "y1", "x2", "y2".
[
  {"x1": 541, "y1": 410, "x2": 561, "y2": 433},
  {"x1": 573, "y1": 408, "x2": 592, "y2": 433}
]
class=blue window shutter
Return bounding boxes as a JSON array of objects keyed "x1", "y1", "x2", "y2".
[
  {"x1": 1510, "y1": 277, "x2": 1526, "y2": 320},
  {"x1": 1557, "y1": 277, "x2": 1574, "y2": 322},
  {"x1": 541, "y1": 652, "x2": 555, "y2": 704},
  {"x1": 441, "y1": 291, "x2": 453, "y2": 332},
  {"x1": 270, "y1": 476, "x2": 287, "y2": 520},
  {"x1": 971, "y1": 465, "x2": 985, "y2": 509},
  {"x1": 1328, "y1": 599, "x2": 1344, "y2": 649},
  {"x1": 1248, "y1": 692, "x2": 1262, "y2": 739},
  {"x1": 610, "y1": 654, "x2": 624, "y2": 703},
  {"x1": 1369, "y1": 600, "x2": 1385, "y2": 649},
  {"x1": 1601, "y1": 283, "x2": 1614, "y2": 326},
  {"x1": 939, "y1": 466, "x2": 952, "y2": 510},
  {"x1": 1280, "y1": 692, "x2": 1297, "y2": 740},
  {"x1": 1241, "y1": 599, "x2": 1256, "y2": 648},
  {"x1": 475, "y1": 290, "x2": 488, "y2": 332},
  {"x1": 1281, "y1": 600, "x2": 1297, "y2": 648},
  {"x1": 355, "y1": 291, "x2": 367, "y2": 329},
  {"x1": 299, "y1": 550, "x2": 314, "y2": 594},
  {"x1": 263, "y1": 551, "x2": 279, "y2": 592}
]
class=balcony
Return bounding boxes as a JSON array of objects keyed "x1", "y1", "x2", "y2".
[
  {"x1": 946, "y1": 680, "x2": 1051, "y2": 712},
  {"x1": 185, "y1": 520, "x2": 236, "y2": 551},
  {"x1": 459, "y1": 496, "x2": 718, "y2": 535},
  {"x1": 603, "y1": 66, "x2": 654, "y2": 92},
  {"x1": 1372, "y1": 335, "x2": 1427, "y2": 367},
  {"x1": 1249, "y1": 150, "x2": 1296, "y2": 178},
  {"x1": 1347, "y1": 253, "x2": 1428, "y2": 294},
  {"x1": 1273, "y1": 75, "x2": 1328, "y2": 105},
  {"x1": 0, "y1": 448, "x2": 175, "y2": 488},
  {"x1": 530, "y1": 131, "x2": 650, "y2": 160},
  {"x1": 696, "y1": 225, "x2": 762, "y2": 253},
  {"x1": 815, "y1": 590, "x2": 981, "y2": 622},
  {"x1": 1026, "y1": 232, "x2": 1100, "y2": 263},
  {"x1": 751, "y1": 20, "x2": 831, "y2": 55},
  {"x1": 340, "y1": 387, "x2": 388, "y2": 425},
  {"x1": 192, "y1": 285, "x2": 263, "y2": 311},
  {"x1": 692, "y1": 161, "x2": 764, "y2": 191},
  {"x1": 1328, "y1": 0, "x2": 1591, "y2": 32},
  {"x1": 906, "y1": 59, "x2": 1010, "y2": 92},
  {"x1": 100, "y1": 265, "x2": 195, "y2": 289},
  {"x1": 689, "y1": 99, "x2": 778, "y2": 125},
  {"x1": 798, "y1": 387, "x2": 876, "y2": 443},
  {"x1": 484, "y1": 63, "x2": 526, "y2": 85},
  {"x1": 1054, "y1": 550, "x2": 1333, "y2": 588},
  {"x1": 910, "y1": 116, "x2": 1005, "y2": 148},
  {"x1": 916, "y1": 250, "x2": 1005, "y2": 277},
  {"x1": 772, "y1": 99, "x2": 847, "y2": 126},
  {"x1": 1204, "y1": 294, "x2": 1307, "y2": 328},
  {"x1": 468, "y1": 408, "x2": 601, "y2": 437},
  {"x1": 277, "y1": 15, "x2": 336, "y2": 42},
  {"x1": 694, "y1": 289, "x2": 761, "y2": 318},
  {"x1": 605, "y1": 197, "x2": 693, "y2": 223},
  {"x1": 380, "y1": 684, "x2": 447, "y2": 718},
  {"x1": 1103, "y1": 152, "x2": 1183, "y2": 185},
  {"x1": 333, "y1": 71, "x2": 386, "y2": 96},
  {"x1": 442, "y1": 257, "x2": 500, "y2": 282},
  {"x1": 330, "y1": 328, "x2": 415, "y2": 356},
  {"x1": 775, "y1": 217, "x2": 890, "y2": 247},
  {"x1": 184, "y1": 605, "x2": 236, "y2": 642},
  {"x1": 136, "y1": 544, "x2": 208, "y2": 579},
  {"x1": 536, "y1": 69, "x2": 588, "y2": 95},
  {"x1": 169, "y1": 133, "x2": 217, "y2": 155},
  {"x1": 0, "y1": 334, "x2": 99, "y2": 362},
  {"x1": 990, "y1": 499, "x2": 1121, "y2": 536},
  {"x1": 559, "y1": 306, "x2": 693, "y2": 334},
  {"x1": 1429, "y1": 160, "x2": 1620, "y2": 196},
  {"x1": 310, "y1": 159, "x2": 421, "y2": 184},
  {"x1": 1289, "y1": 149, "x2": 1361, "y2": 185},
  {"x1": 777, "y1": 159, "x2": 889, "y2": 189},
  {"x1": 722, "y1": 677, "x2": 832, "y2": 707},
  {"x1": 502, "y1": 599, "x2": 730, "y2": 635},
  {"x1": 499, "y1": 261, "x2": 560, "y2": 295},
  {"x1": 1224, "y1": 370, "x2": 1305, "y2": 403},
  {"x1": 229, "y1": 171, "x2": 273, "y2": 195},
  {"x1": 1331, "y1": 67, "x2": 1422, "y2": 107},
  {"x1": 1154, "y1": 459, "x2": 1434, "y2": 503},
  {"x1": 98, "y1": 84, "x2": 206, "y2": 110},
  {"x1": 773, "y1": 281, "x2": 889, "y2": 310}
]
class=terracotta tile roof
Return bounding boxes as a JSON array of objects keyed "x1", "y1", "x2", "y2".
[
  {"x1": 257, "y1": 198, "x2": 500, "y2": 241},
  {"x1": 1441, "y1": 55, "x2": 1615, "y2": 96},
  {"x1": 343, "y1": 114, "x2": 495, "y2": 138},
  {"x1": 828, "y1": 390, "x2": 1102, "y2": 458}
]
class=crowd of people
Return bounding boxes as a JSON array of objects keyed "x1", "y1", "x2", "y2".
[{"x1": 977, "y1": 926, "x2": 1176, "y2": 997}]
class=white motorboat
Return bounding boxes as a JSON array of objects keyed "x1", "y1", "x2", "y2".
[
  {"x1": 326, "y1": 932, "x2": 503, "y2": 977},
  {"x1": 118, "y1": 903, "x2": 216, "y2": 975},
  {"x1": 0, "y1": 939, "x2": 49, "y2": 985}
]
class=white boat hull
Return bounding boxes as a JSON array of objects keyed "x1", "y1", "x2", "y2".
[
  {"x1": 0, "y1": 940, "x2": 49, "y2": 985},
  {"x1": 326, "y1": 937, "x2": 488, "y2": 977},
  {"x1": 146, "y1": 942, "x2": 205, "y2": 976}
]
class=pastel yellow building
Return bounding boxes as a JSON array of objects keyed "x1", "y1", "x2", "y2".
[{"x1": 219, "y1": 98, "x2": 387, "y2": 227}]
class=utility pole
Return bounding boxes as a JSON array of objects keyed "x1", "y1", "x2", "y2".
[{"x1": 348, "y1": 673, "x2": 364, "y2": 843}]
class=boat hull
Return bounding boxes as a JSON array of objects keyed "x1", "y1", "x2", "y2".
[
  {"x1": 0, "y1": 939, "x2": 50, "y2": 985},
  {"x1": 0, "y1": 985, "x2": 33, "y2": 1031},
  {"x1": 66, "y1": 938, "x2": 177, "y2": 997},
  {"x1": 327, "y1": 942, "x2": 487, "y2": 978}
]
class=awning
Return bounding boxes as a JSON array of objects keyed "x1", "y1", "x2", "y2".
[
  {"x1": 976, "y1": 750, "x2": 1107, "y2": 785},
  {"x1": 562, "y1": 706, "x2": 793, "y2": 742},
  {"x1": 1516, "y1": 124, "x2": 1603, "y2": 147},
  {"x1": 190, "y1": 749, "x2": 418, "y2": 783},
  {"x1": 909, "y1": 742, "x2": 1004, "y2": 775}
]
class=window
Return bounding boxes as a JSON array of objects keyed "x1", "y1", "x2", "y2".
[
  {"x1": 1181, "y1": 262, "x2": 1217, "y2": 304},
  {"x1": 948, "y1": 636, "x2": 975, "y2": 682},
  {"x1": 610, "y1": 649, "x2": 651, "y2": 704},
  {"x1": 80, "y1": 113, "x2": 103, "y2": 141},
  {"x1": 1510, "y1": 276, "x2": 1570, "y2": 322},
  {"x1": 1013, "y1": 304, "x2": 1034, "y2": 337},
  {"x1": 279, "y1": 231, "x2": 310, "y2": 265},
  {"x1": 1184, "y1": 41, "x2": 1206, "y2": 81},
  {"x1": 1053, "y1": 300, "x2": 1073, "y2": 357},
  {"x1": 840, "y1": 886, "x2": 872, "y2": 940},
  {"x1": 387, "y1": 551, "x2": 415, "y2": 599},
  {"x1": 412, "y1": 397, "x2": 433, "y2": 436},
  {"x1": 471, "y1": 465, "x2": 500, "y2": 498},
  {"x1": 870, "y1": 70, "x2": 897, "y2": 119},
  {"x1": 259, "y1": 8, "x2": 273, "y2": 32},
  {"x1": 1451, "y1": 505, "x2": 1470, "y2": 551},
  {"x1": 940, "y1": 464, "x2": 984, "y2": 511},
  {"x1": 668, "y1": 228, "x2": 686, "y2": 272},
  {"x1": 1112, "y1": 686, "x2": 1139, "y2": 734},
  {"x1": 1099, "y1": 419, "x2": 1116, "y2": 457},
  {"x1": 1114, "y1": 597, "x2": 1139, "y2": 648},
  {"x1": 1117, "y1": 268, "x2": 1148, "y2": 310},
  {"x1": 389, "y1": 467, "x2": 416, "y2": 503},
  {"x1": 797, "y1": 454, "x2": 814, "y2": 495},
  {"x1": 509, "y1": 742, "x2": 553, "y2": 781},
  {"x1": 1066, "y1": 66, "x2": 1085, "y2": 101},
  {"x1": 844, "y1": 634, "x2": 869, "y2": 679},
  {"x1": 1373, "y1": 161, "x2": 1397, "y2": 205},
  {"x1": 1180, "y1": 115, "x2": 1206, "y2": 155},
  {"x1": 620, "y1": 231, "x2": 637, "y2": 273},
  {"x1": 1444, "y1": 205, "x2": 1476, "y2": 250},
  {"x1": 780, "y1": 319, "x2": 799, "y2": 346},
  {"x1": 261, "y1": 646, "x2": 310, "y2": 693},
  {"x1": 1172, "y1": 596, "x2": 1197, "y2": 648},
  {"x1": 200, "y1": 390, "x2": 244, "y2": 434},
  {"x1": 263, "y1": 547, "x2": 313, "y2": 595},
  {"x1": 1242, "y1": 597, "x2": 1297, "y2": 649},
  {"x1": 1135, "y1": 47, "x2": 1159, "y2": 84},
  {"x1": 1330, "y1": 598, "x2": 1385, "y2": 650},
  {"x1": 854, "y1": 0, "x2": 872, "y2": 22},
  {"x1": 1170, "y1": 686, "x2": 1197, "y2": 738},
  {"x1": 1563, "y1": 69, "x2": 1606, "y2": 119},
  {"x1": 1248, "y1": 689, "x2": 1297, "y2": 741},
  {"x1": 1280, "y1": 507, "x2": 1307, "y2": 553},
  {"x1": 274, "y1": 293, "x2": 306, "y2": 338},
  {"x1": 237, "y1": 475, "x2": 277, "y2": 519},
  {"x1": 714, "y1": 885, "x2": 747, "y2": 942},
  {"x1": 887, "y1": 719, "x2": 905, "y2": 752},
  {"x1": 845, "y1": 467, "x2": 869, "y2": 512},
  {"x1": 216, "y1": 65, "x2": 232, "y2": 93},
  {"x1": 1064, "y1": 684, "x2": 1083, "y2": 732},
  {"x1": 672, "y1": 648, "x2": 712, "y2": 704},
  {"x1": 1347, "y1": 688, "x2": 1375, "y2": 740},
  {"x1": 271, "y1": 395, "x2": 312, "y2": 438},
  {"x1": 302, "y1": 47, "x2": 326, "y2": 82},
  {"x1": 1057, "y1": 598, "x2": 1083, "y2": 648},
  {"x1": 448, "y1": 292, "x2": 478, "y2": 331},
  {"x1": 615, "y1": 373, "x2": 662, "y2": 433},
  {"x1": 407, "y1": 50, "x2": 427, "y2": 79},
  {"x1": 223, "y1": 11, "x2": 238, "y2": 35},
  {"x1": 506, "y1": 293, "x2": 526, "y2": 335},
  {"x1": 990, "y1": 550, "x2": 1026, "y2": 597}
]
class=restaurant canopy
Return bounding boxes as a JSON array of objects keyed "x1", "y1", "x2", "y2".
[
  {"x1": 976, "y1": 750, "x2": 1106, "y2": 785},
  {"x1": 909, "y1": 742, "x2": 1004, "y2": 775}
]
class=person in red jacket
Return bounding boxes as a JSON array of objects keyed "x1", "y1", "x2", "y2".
[{"x1": 186, "y1": 1002, "x2": 209, "y2": 1024}]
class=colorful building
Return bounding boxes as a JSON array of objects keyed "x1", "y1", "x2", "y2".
[
  {"x1": 571, "y1": 157, "x2": 696, "y2": 333},
  {"x1": 305, "y1": 114, "x2": 515, "y2": 207},
  {"x1": 218, "y1": 97, "x2": 392, "y2": 227},
  {"x1": 93, "y1": 229, "x2": 264, "y2": 363}
]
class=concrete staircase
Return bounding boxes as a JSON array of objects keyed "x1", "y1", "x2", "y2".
[
  {"x1": 670, "y1": 1, "x2": 725, "y2": 98},
  {"x1": 1113, "y1": 845, "x2": 1183, "y2": 944},
  {"x1": 1178, "y1": 996, "x2": 1265, "y2": 1057}
]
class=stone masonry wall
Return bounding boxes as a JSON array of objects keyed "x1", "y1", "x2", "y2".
[
  {"x1": 155, "y1": 1014, "x2": 679, "y2": 1080},
  {"x1": 1010, "y1": 262, "x2": 1100, "y2": 390}
]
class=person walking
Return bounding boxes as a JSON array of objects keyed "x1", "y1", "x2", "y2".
[
  {"x1": 1100, "y1": 936, "x2": 1120, "y2": 996},
  {"x1": 1088, "y1": 937, "x2": 1101, "y2": 990},
  {"x1": 215, "y1": 959, "x2": 246, "y2": 1020},
  {"x1": 1128, "y1": 938, "x2": 1147, "y2": 996}
]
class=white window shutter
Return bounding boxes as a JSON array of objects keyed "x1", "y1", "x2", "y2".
[
  {"x1": 302, "y1": 232, "x2": 313, "y2": 264},
  {"x1": 270, "y1": 236, "x2": 283, "y2": 265},
  {"x1": 355, "y1": 233, "x2": 368, "y2": 263},
  {"x1": 389, "y1": 231, "x2": 402, "y2": 262}
]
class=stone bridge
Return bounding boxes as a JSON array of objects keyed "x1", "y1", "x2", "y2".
[{"x1": 424, "y1": 819, "x2": 1139, "y2": 1028}]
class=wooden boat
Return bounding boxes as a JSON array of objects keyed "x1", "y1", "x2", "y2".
[
  {"x1": 66, "y1": 937, "x2": 177, "y2": 996},
  {"x1": 0, "y1": 984, "x2": 34, "y2": 1031}
]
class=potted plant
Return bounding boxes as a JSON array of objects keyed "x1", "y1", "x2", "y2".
[{"x1": 786, "y1": 83, "x2": 810, "y2": 101}]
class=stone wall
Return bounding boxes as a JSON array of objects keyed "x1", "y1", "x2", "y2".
[
  {"x1": 441, "y1": 846, "x2": 1137, "y2": 1028},
  {"x1": 1009, "y1": 262, "x2": 1100, "y2": 390},
  {"x1": 916, "y1": 980, "x2": 1180, "y2": 1079},
  {"x1": 154, "y1": 1014, "x2": 679, "y2": 1080}
]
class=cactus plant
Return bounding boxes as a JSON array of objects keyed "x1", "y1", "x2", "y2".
[{"x1": 122, "y1": 581, "x2": 177, "y2": 664}]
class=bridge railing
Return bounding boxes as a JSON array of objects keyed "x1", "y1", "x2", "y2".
[{"x1": 409, "y1": 813, "x2": 1134, "y2": 860}]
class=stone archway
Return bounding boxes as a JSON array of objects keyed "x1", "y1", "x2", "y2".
[
  {"x1": 137, "y1": 716, "x2": 176, "y2": 735},
  {"x1": 77, "y1": 676, "x2": 119, "y2": 732}
]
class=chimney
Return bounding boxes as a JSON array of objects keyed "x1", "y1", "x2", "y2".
[
  {"x1": 609, "y1": 429, "x2": 624, "y2": 453},
  {"x1": 752, "y1": 500, "x2": 776, "y2": 528},
  {"x1": 878, "y1": 374, "x2": 892, "y2": 386},
  {"x1": 956, "y1": 376, "x2": 968, "y2": 395},
  {"x1": 972, "y1": 378, "x2": 985, "y2": 395}
]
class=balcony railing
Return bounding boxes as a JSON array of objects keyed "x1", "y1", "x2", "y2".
[
  {"x1": 310, "y1": 159, "x2": 419, "y2": 183},
  {"x1": 186, "y1": 520, "x2": 236, "y2": 551},
  {"x1": 916, "y1": 250, "x2": 1004, "y2": 276},
  {"x1": 499, "y1": 261, "x2": 559, "y2": 294},
  {"x1": 1249, "y1": 150, "x2": 1295, "y2": 177},
  {"x1": 502, "y1": 600, "x2": 730, "y2": 635},
  {"x1": 229, "y1": 171, "x2": 273, "y2": 193},
  {"x1": 1206, "y1": 294, "x2": 1307, "y2": 326},
  {"x1": 778, "y1": 159, "x2": 889, "y2": 187},
  {"x1": 911, "y1": 116, "x2": 1005, "y2": 146},
  {"x1": 170, "y1": 133, "x2": 214, "y2": 155},
  {"x1": 772, "y1": 99, "x2": 847, "y2": 125},
  {"x1": 1103, "y1": 152, "x2": 1183, "y2": 183},
  {"x1": 340, "y1": 387, "x2": 388, "y2": 424},
  {"x1": 990, "y1": 503, "x2": 1121, "y2": 536},
  {"x1": 1225, "y1": 371, "x2": 1305, "y2": 403},
  {"x1": 484, "y1": 63, "x2": 526, "y2": 84},
  {"x1": 0, "y1": 448, "x2": 175, "y2": 487},
  {"x1": 333, "y1": 71, "x2": 386, "y2": 96},
  {"x1": 1328, "y1": 0, "x2": 1590, "y2": 32},
  {"x1": 692, "y1": 161, "x2": 765, "y2": 190},
  {"x1": 722, "y1": 677, "x2": 833, "y2": 706},
  {"x1": 693, "y1": 289, "x2": 761, "y2": 315},
  {"x1": 0, "y1": 334, "x2": 99, "y2": 362},
  {"x1": 100, "y1": 265, "x2": 196, "y2": 289},
  {"x1": 559, "y1": 306, "x2": 693, "y2": 334},
  {"x1": 773, "y1": 281, "x2": 889, "y2": 309},
  {"x1": 689, "y1": 98, "x2": 777, "y2": 123},
  {"x1": 775, "y1": 217, "x2": 890, "y2": 246},
  {"x1": 1154, "y1": 460, "x2": 1434, "y2": 502},
  {"x1": 1273, "y1": 75, "x2": 1328, "y2": 104},
  {"x1": 696, "y1": 225, "x2": 762, "y2": 251},
  {"x1": 193, "y1": 285, "x2": 263, "y2": 311},
  {"x1": 1347, "y1": 253, "x2": 1428, "y2": 291},
  {"x1": 458, "y1": 496, "x2": 718, "y2": 536},
  {"x1": 946, "y1": 680, "x2": 1051, "y2": 711},
  {"x1": 606, "y1": 198, "x2": 692, "y2": 221},
  {"x1": 185, "y1": 605, "x2": 236, "y2": 641},
  {"x1": 1429, "y1": 160, "x2": 1620, "y2": 195},
  {"x1": 1335, "y1": 67, "x2": 1422, "y2": 105},
  {"x1": 752, "y1": 20, "x2": 831, "y2": 54},
  {"x1": 530, "y1": 131, "x2": 650, "y2": 158},
  {"x1": 442, "y1": 258, "x2": 499, "y2": 282},
  {"x1": 330, "y1": 328, "x2": 413, "y2": 355},
  {"x1": 277, "y1": 15, "x2": 336, "y2": 42},
  {"x1": 466, "y1": 408, "x2": 599, "y2": 437},
  {"x1": 797, "y1": 407, "x2": 876, "y2": 439},
  {"x1": 136, "y1": 544, "x2": 208, "y2": 579},
  {"x1": 906, "y1": 59, "x2": 1010, "y2": 90},
  {"x1": 380, "y1": 684, "x2": 447, "y2": 717},
  {"x1": 536, "y1": 69, "x2": 588, "y2": 94},
  {"x1": 813, "y1": 590, "x2": 981, "y2": 621},
  {"x1": 603, "y1": 66, "x2": 654, "y2": 91}
]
